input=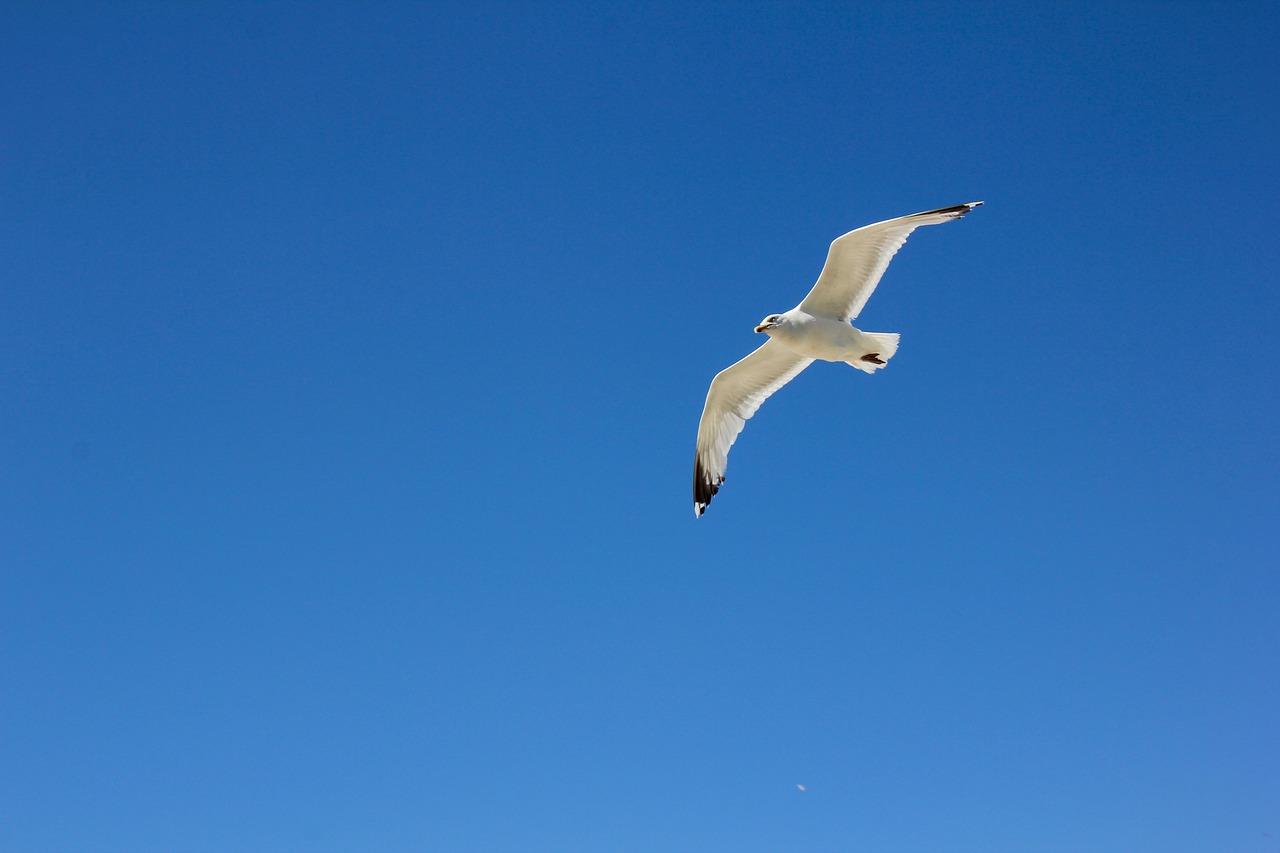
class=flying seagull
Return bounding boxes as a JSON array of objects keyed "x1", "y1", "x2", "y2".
[{"x1": 693, "y1": 201, "x2": 983, "y2": 517}]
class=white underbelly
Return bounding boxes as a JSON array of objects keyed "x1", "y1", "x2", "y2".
[{"x1": 777, "y1": 318, "x2": 871, "y2": 362}]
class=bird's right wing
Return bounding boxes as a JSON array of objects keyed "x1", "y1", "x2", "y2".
[
  {"x1": 694, "y1": 338, "x2": 814, "y2": 516},
  {"x1": 798, "y1": 202, "x2": 983, "y2": 321}
]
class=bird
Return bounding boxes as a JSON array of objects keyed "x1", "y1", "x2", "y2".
[{"x1": 693, "y1": 201, "x2": 983, "y2": 517}]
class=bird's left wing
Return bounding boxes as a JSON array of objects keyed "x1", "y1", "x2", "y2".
[
  {"x1": 694, "y1": 338, "x2": 814, "y2": 516},
  {"x1": 798, "y1": 202, "x2": 982, "y2": 321}
]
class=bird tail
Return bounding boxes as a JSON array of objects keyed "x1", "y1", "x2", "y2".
[{"x1": 847, "y1": 332, "x2": 900, "y2": 374}]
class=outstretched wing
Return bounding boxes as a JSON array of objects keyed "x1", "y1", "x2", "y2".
[
  {"x1": 694, "y1": 338, "x2": 814, "y2": 516},
  {"x1": 798, "y1": 202, "x2": 983, "y2": 321}
]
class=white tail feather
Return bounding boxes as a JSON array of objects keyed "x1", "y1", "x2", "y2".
[{"x1": 848, "y1": 332, "x2": 900, "y2": 373}]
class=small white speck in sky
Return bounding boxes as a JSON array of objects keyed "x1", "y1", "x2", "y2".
[{"x1": 796, "y1": 784, "x2": 807, "y2": 792}]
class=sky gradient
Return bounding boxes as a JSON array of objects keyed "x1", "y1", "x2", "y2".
[{"x1": 3, "y1": 2, "x2": 1278, "y2": 851}]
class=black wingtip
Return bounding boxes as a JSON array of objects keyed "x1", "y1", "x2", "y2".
[
  {"x1": 693, "y1": 457, "x2": 723, "y2": 518},
  {"x1": 917, "y1": 201, "x2": 984, "y2": 219}
]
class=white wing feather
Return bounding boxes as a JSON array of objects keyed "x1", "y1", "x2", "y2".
[
  {"x1": 798, "y1": 202, "x2": 983, "y2": 321},
  {"x1": 693, "y1": 338, "x2": 814, "y2": 516}
]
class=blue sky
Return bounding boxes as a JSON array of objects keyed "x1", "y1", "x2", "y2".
[{"x1": 2, "y1": 2, "x2": 1277, "y2": 851}]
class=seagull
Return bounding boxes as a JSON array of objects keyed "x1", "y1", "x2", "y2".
[{"x1": 693, "y1": 202, "x2": 983, "y2": 516}]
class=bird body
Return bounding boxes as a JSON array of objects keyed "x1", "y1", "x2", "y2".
[
  {"x1": 693, "y1": 201, "x2": 983, "y2": 516},
  {"x1": 759, "y1": 308, "x2": 897, "y2": 368}
]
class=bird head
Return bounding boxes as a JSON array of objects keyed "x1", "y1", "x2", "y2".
[{"x1": 755, "y1": 314, "x2": 784, "y2": 334}]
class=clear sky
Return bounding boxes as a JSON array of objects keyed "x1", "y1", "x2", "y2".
[{"x1": 2, "y1": 2, "x2": 1277, "y2": 851}]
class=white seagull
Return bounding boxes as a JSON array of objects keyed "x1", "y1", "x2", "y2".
[{"x1": 693, "y1": 202, "x2": 983, "y2": 516}]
